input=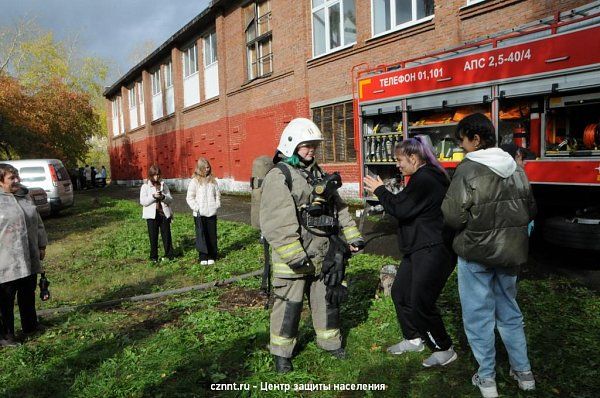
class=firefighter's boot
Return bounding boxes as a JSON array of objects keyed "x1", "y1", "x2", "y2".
[{"x1": 273, "y1": 355, "x2": 293, "y2": 373}]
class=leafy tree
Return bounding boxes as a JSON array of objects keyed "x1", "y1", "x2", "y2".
[
  {"x1": 0, "y1": 75, "x2": 41, "y2": 158},
  {"x1": 0, "y1": 75, "x2": 99, "y2": 167},
  {"x1": 0, "y1": 21, "x2": 108, "y2": 166},
  {"x1": 84, "y1": 136, "x2": 111, "y2": 175},
  {"x1": 13, "y1": 32, "x2": 69, "y2": 88},
  {"x1": 34, "y1": 79, "x2": 99, "y2": 167}
]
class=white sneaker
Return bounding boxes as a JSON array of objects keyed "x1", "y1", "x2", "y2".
[
  {"x1": 422, "y1": 346, "x2": 457, "y2": 367},
  {"x1": 200, "y1": 260, "x2": 208, "y2": 265},
  {"x1": 386, "y1": 339, "x2": 424, "y2": 355},
  {"x1": 510, "y1": 369, "x2": 535, "y2": 391},
  {"x1": 472, "y1": 374, "x2": 498, "y2": 398},
  {"x1": 207, "y1": 259, "x2": 215, "y2": 265}
]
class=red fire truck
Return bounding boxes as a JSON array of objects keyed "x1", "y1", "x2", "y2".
[{"x1": 354, "y1": 3, "x2": 600, "y2": 250}]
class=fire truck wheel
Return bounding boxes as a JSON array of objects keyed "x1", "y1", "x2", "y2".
[{"x1": 542, "y1": 216, "x2": 600, "y2": 251}]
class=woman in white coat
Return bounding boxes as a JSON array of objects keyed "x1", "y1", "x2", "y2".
[
  {"x1": 186, "y1": 158, "x2": 220, "y2": 265},
  {"x1": 140, "y1": 164, "x2": 174, "y2": 262},
  {"x1": 0, "y1": 164, "x2": 48, "y2": 346}
]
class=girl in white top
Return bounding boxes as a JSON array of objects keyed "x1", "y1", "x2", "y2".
[
  {"x1": 186, "y1": 158, "x2": 221, "y2": 265},
  {"x1": 140, "y1": 164, "x2": 174, "y2": 262}
]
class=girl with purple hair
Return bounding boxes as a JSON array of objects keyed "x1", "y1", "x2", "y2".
[{"x1": 364, "y1": 136, "x2": 457, "y2": 368}]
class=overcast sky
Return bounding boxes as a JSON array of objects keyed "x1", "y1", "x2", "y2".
[{"x1": 0, "y1": 0, "x2": 211, "y2": 83}]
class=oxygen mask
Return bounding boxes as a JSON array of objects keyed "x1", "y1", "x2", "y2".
[{"x1": 307, "y1": 172, "x2": 342, "y2": 217}]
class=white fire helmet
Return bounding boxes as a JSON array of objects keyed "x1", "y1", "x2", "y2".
[{"x1": 277, "y1": 118, "x2": 324, "y2": 157}]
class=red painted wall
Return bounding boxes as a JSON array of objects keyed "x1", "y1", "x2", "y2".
[
  {"x1": 109, "y1": 97, "x2": 363, "y2": 185},
  {"x1": 110, "y1": 99, "x2": 327, "y2": 183}
]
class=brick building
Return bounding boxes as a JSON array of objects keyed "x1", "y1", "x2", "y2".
[{"x1": 104, "y1": 0, "x2": 594, "y2": 195}]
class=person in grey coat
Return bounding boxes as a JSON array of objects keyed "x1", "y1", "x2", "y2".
[
  {"x1": 0, "y1": 163, "x2": 48, "y2": 347},
  {"x1": 441, "y1": 114, "x2": 537, "y2": 398}
]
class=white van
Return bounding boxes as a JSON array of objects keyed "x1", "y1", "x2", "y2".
[
  {"x1": 2, "y1": 159, "x2": 74, "y2": 214},
  {"x1": 28, "y1": 186, "x2": 52, "y2": 218}
]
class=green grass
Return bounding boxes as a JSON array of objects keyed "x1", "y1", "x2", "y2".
[
  {"x1": 0, "y1": 190, "x2": 598, "y2": 397},
  {"x1": 39, "y1": 194, "x2": 262, "y2": 307}
]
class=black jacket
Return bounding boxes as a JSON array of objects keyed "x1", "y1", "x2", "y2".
[
  {"x1": 374, "y1": 165, "x2": 451, "y2": 255},
  {"x1": 442, "y1": 155, "x2": 536, "y2": 270}
]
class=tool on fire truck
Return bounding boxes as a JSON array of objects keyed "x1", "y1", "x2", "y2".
[{"x1": 583, "y1": 123, "x2": 599, "y2": 149}]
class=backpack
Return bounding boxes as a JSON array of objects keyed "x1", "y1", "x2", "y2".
[{"x1": 250, "y1": 155, "x2": 292, "y2": 229}]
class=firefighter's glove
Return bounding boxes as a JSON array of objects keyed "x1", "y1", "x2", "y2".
[
  {"x1": 288, "y1": 257, "x2": 311, "y2": 270},
  {"x1": 322, "y1": 235, "x2": 350, "y2": 285},
  {"x1": 325, "y1": 284, "x2": 348, "y2": 306},
  {"x1": 322, "y1": 257, "x2": 345, "y2": 286}
]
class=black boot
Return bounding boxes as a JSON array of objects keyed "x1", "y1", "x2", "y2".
[
  {"x1": 273, "y1": 355, "x2": 293, "y2": 373},
  {"x1": 327, "y1": 348, "x2": 346, "y2": 359}
]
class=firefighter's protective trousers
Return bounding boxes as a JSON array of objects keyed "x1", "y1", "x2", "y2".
[{"x1": 270, "y1": 275, "x2": 341, "y2": 358}]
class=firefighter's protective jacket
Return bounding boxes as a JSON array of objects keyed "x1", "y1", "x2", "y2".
[{"x1": 260, "y1": 160, "x2": 362, "y2": 279}]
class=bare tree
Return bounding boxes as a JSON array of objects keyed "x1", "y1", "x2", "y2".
[
  {"x1": 0, "y1": 16, "x2": 38, "y2": 74},
  {"x1": 128, "y1": 39, "x2": 158, "y2": 66}
]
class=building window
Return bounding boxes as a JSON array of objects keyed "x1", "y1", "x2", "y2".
[
  {"x1": 164, "y1": 61, "x2": 173, "y2": 88},
  {"x1": 312, "y1": 0, "x2": 356, "y2": 57},
  {"x1": 111, "y1": 97, "x2": 121, "y2": 136},
  {"x1": 118, "y1": 96, "x2": 124, "y2": 134},
  {"x1": 137, "y1": 81, "x2": 145, "y2": 125},
  {"x1": 372, "y1": 0, "x2": 434, "y2": 36},
  {"x1": 128, "y1": 86, "x2": 136, "y2": 108},
  {"x1": 204, "y1": 30, "x2": 218, "y2": 66},
  {"x1": 128, "y1": 85, "x2": 138, "y2": 130},
  {"x1": 182, "y1": 42, "x2": 200, "y2": 107},
  {"x1": 183, "y1": 44, "x2": 198, "y2": 77},
  {"x1": 203, "y1": 30, "x2": 219, "y2": 99},
  {"x1": 111, "y1": 96, "x2": 124, "y2": 136},
  {"x1": 312, "y1": 101, "x2": 356, "y2": 163},
  {"x1": 245, "y1": 0, "x2": 272, "y2": 80},
  {"x1": 151, "y1": 69, "x2": 161, "y2": 95},
  {"x1": 164, "y1": 61, "x2": 175, "y2": 115},
  {"x1": 151, "y1": 69, "x2": 163, "y2": 120}
]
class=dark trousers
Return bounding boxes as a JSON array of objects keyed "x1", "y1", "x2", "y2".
[
  {"x1": 392, "y1": 245, "x2": 455, "y2": 351},
  {"x1": 146, "y1": 211, "x2": 173, "y2": 260},
  {"x1": 194, "y1": 215, "x2": 218, "y2": 261},
  {"x1": 0, "y1": 274, "x2": 38, "y2": 337}
]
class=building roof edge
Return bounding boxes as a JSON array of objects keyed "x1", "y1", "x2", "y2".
[{"x1": 103, "y1": 1, "x2": 224, "y2": 98}]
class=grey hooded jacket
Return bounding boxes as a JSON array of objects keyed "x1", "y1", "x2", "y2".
[
  {"x1": 442, "y1": 148, "x2": 536, "y2": 270},
  {"x1": 0, "y1": 186, "x2": 48, "y2": 283}
]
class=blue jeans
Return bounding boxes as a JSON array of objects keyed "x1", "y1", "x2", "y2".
[{"x1": 457, "y1": 257, "x2": 531, "y2": 379}]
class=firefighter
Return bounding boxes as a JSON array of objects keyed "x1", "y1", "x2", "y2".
[{"x1": 260, "y1": 118, "x2": 364, "y2": 373}]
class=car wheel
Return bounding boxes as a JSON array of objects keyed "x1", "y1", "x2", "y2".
[{"x1": 543, "y1": 216, "x2": 600, "y2": 250}]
